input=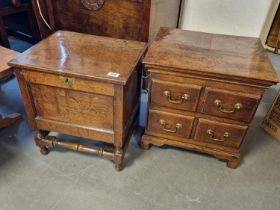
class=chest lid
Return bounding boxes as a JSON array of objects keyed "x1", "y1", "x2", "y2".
[
  {"x1": 144, "y1": 27, "x2": 278, "y2": 86},
  {"x1": 9, "y1": 31, "x2": 147, "y2": 85}
]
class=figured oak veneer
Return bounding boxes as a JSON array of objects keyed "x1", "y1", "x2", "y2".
[
  {"x1": 9, "y1": 31, "x2": 147, "y2": 171},
  {"x1": 32, "y1": 0, "x2": 182, "y2": 42},
  {"x1": 141, "y1": 27, "x2": 278, "y2": 168}
]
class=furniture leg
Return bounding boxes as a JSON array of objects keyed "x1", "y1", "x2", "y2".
[
  {"x1": 0, "y1": 113, "x2": 21, "y2": 129},
  {"x1": 34, "y1": 131, "x2": 116, "y2": 160},
  {"x1": 0, "y1": 17, "x2": 10, "y2": 48},
  {"x1": 34, "y1": 131, "x2": 50, "y2": 155},
  {"x1": 114, "y1": 146, "x2": 123, "y2": 171},
  {"x1": 140, "y1": 136, "x2": 151, "y2": 150},
  {"x1": 227, "y1": 157, "x2": 240, "y2": 169}
]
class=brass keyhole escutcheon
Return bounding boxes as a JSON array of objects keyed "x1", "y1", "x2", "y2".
[
  {"x1": 81, "y1": 0, "x2": 105, "y2": 11},
  {"x1": 59, "y1": 76, "x2": 75, "y2": 87}
]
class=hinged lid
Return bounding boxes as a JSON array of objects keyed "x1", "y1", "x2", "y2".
[
  {"x1": 9, "y1": 31, "x2": 147, "y2": 85},
  {"x1": 144, "y1": 27, "x2": 278, "y2": 86}
]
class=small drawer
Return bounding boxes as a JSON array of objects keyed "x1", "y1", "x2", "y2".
[
  {"x1": 194, "y1": 118, "x2": 248, "y2": 148},
  {"x1": 147, "y1": 109, "x2": 194, "y2": 139},
  {"x1": 22, "y1": 70, "x2": 115, "y2": 96},
  {"x1": 151, "y1": 79, "x2": 202, "y2": 112},
  {"x1": 201, "y1": 88, "x2": 261, "y2": 122}
]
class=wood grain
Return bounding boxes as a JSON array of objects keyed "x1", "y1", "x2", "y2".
[
  {"x1": 144, "y1": 28, "x2": 278, "y2": 86},
  {"x1": 147, "y1": 109, "x2": 194, "y2": 139},
  {"x1": 142, "y1": 28, "x2": 278, "y2": 169},
  {"x1": 201, "y1": 88, "x2": 261, "y2": 122},
  {"x1": 12, "y1": 31, "x2": 146, "y2": 171},
  {"x1": 31, "y1": 0, "x2": 182, "y2": 42},
  {"x1": 0, "y1": 47, "x2": 18, "y2": 80},
  {"x1": 150, "y1": 79, "x2": 202, "y2": 112},
  {"x1": 193, "y1": 118, "x2": 248, "y2": 149},
  {"x1": 9, "y1": 31, "x2": 147, "y2": 85}
]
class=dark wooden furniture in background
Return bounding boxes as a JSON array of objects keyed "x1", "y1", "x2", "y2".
[
  {"x1": 141, "y1": 27, "x2": 278, "y2": 168},
  {"x1": 31, "y1": 0, "x2": 182, "y2": 42},
  {"x1": 0, "y1": 0, "x2": 39, "y2": 48},
  {"x1": 0, "y1": 46, "x2": 21, "y2": 129},
  {"x1": 266, "y1": 3, "x2": 280, "y2": 53},
  {"x1": 9, "y1": 31, "x2": 146, "y2": 171}
]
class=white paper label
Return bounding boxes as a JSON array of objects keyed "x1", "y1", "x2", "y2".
[{"x1": 107, "y1": 72, "x2": 120, "y2": 78}]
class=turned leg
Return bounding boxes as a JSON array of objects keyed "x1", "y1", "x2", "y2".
[
  {"x1": 40, "y1": 146, "x2": 49, "y2": 155},
  {"x1": 114, "y1": 147, "x2": 123, "y2": 171},
  {"x1": 34, "y1": 131, "x2": 50, "y2": 155},
  {"x1": 227, "y1": 157, "x2": 240, "y2": 169}
]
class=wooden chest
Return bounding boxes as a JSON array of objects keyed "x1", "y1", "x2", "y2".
[
  {"x1": 32, "y1": 0, "x2": 182, "y2": 42},
  {"x1": 141, "y1": 28, "x2": 278, "y2": 168},
  {"x1": 9, "y1": 31, "x2": 147, "y2": 171}
]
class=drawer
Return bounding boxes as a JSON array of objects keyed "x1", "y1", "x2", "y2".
[
  {"x1": 194, "y1": 118, "x2": 248, "y2": 148},
  {"x1": 151, "y1": 79, "x2": 202, "y2": 112},
  {"x1": 147, "y1": 109, "x2": 194, "y2": 139},
  {"x1": 201, "y1": 88, "x2": 261, "y2": 122},
  {"x1": 22, "y1": 70, "x2": 115, "y2": 96}
]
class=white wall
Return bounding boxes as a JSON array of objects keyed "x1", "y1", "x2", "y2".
[{"x1": 180, "y1": 0, "x2": 275, "y2": 38}]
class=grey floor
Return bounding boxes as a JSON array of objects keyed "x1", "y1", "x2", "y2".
[{"x1": 0, "y1": 39, "x2": 280, "y2": 210}]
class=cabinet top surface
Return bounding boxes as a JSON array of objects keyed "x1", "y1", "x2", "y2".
[
  {"x1": 9, "y1": 31, "x2": 147, "y2": 85},
  {"x1": 144, "y1": 27, "x2": 278, "y2": 85}
]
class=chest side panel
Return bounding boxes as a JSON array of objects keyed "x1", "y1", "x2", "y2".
[{"x1": 30, "y1": 84, "x2": 114, "y2": 130}]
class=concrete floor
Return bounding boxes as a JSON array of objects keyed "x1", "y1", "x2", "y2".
[{"x1": 0, "y1": 41, "x2": 280, "y2": 209}]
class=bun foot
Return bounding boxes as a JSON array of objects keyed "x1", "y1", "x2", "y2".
[
  {"x1": 140, "y1": 141, "x2": 150, "y2": 150},
  {"x1": 40, "y1": 147, "x2": 49, "y2": 155},
  {"x1": 227, "y1": 157, "x2": 240, "y2": 169}
]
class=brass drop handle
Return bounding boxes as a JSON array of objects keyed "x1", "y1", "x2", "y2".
[
  {"x1": 214, "y1": 99, "x2": 243, "y2": 114},
  {"x1": 59, "y1": 76, "x2": 75, "y2": 87},
  {"x1": 160, "y1": 119, "x2": 182, "y2": 133},
  {"x1": 206, "y1": 129, "x2": 230, "y2": 142},
  {"x1": 163, "y1": 90, "x2": 190, "y2": 104}
]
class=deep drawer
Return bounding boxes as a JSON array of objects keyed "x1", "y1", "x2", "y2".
[
  {"x1": 194, "y1": 118, "x2": 248, "y2": 148},
  {"x1": 201, "y1": 88, "x2": 261, "y2": 122},
  {"x1": 147, "y1": 109, "x2": 194, "y2": 139},
  {"x1": 151, "y1": 79, "x2": 202, "y2": 112}
]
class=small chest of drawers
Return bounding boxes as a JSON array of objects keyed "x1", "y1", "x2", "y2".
[
  {"x1": 141, "y1": 28, "x2": 278, "y2": 168},
  {"x1": 9, "y1": 31, "x2": 146, "y2": 171}
]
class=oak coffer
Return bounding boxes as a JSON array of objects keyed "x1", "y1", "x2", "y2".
[
  {"x1": 141, "y1": 27, "x2": 279, "y2": 168},
  {"x1": 9, "y1": 31, "x2": 147, "y2": 171}
]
